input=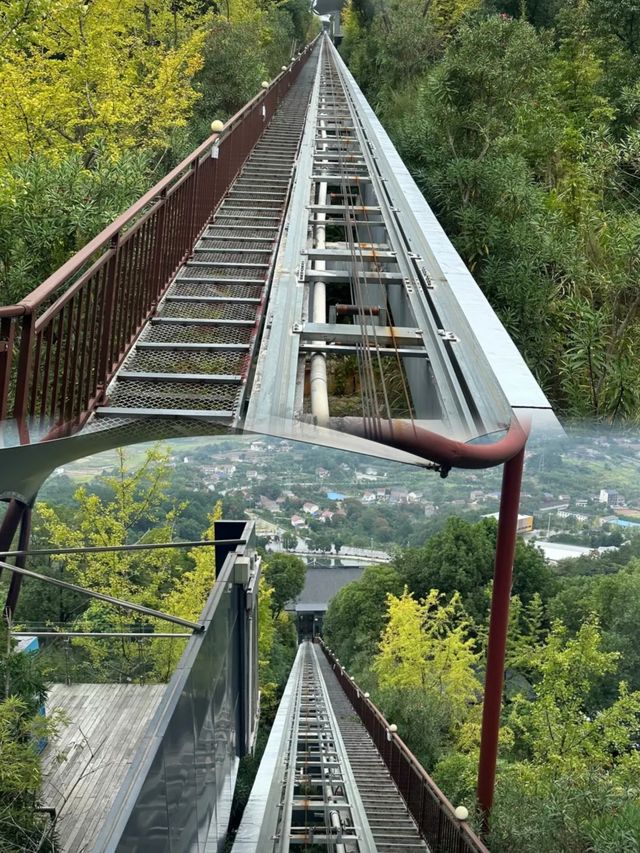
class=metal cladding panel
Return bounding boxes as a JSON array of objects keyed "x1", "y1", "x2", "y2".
[
  {"x1": 194, "y1": 699, "x2": 217, "y2": 849},
  {"x1": 113, "y1": 747, "x2": 171, "y2": 853},
  {"x1": 165, "y1": 689, "x2": 199, "y2": 851},
  {"x1": 329, "y1": 41, "x2": 560, "y2": 433},
  {"x1": 93, "y1": 521, "x2": 257, "y2": 853}
]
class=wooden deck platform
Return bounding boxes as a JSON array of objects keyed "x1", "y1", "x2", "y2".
[{"x1": 41, "y1": 683, "x2": 166, "y2": 853}]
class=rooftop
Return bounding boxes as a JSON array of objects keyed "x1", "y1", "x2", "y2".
[{"x1": 288, "y1": 566, "x2": 365, "y2": 612}]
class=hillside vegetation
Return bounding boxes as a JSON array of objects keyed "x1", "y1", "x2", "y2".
[
  {"x1": 341, "y1": 0, "x2": 640, "y2": 421},
  {"x1": 0, "y1": 0, "x2": 316, "y2": 306},
  {"x1": 324, "y1": 518, "x2": 640, "y2": 852}
]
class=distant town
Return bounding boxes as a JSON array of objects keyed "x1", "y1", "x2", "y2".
[{"x1": 45, "y1": 428, "x2": 640, "y2": 568}]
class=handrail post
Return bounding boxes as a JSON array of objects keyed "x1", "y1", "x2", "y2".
[
  {"x1": 150, "y1": 188, "x2": 168, "y2": 307},
  {"x1": 97, "y1": 232, "x2": 120, "y2": 398},
  {"x1": 476, "y1": 447, "x2": 525, "y2": 828},
  {"x1": 0, "y1": 317, "x2": 15, "y2": 419},
  {"x1": 12, "y1": 312, "x2": 35, "y2": 424},
  {"x1": 188, "y1": 156, "x2": 200, "y2": 249}
]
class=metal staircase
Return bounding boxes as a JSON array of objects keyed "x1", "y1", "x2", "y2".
[
  {"x1": 316, "y1": 651, "x2": 428, "y2": 852},
  {"x1": 94, "y1": 53, "x2": 319, "y2": 425}
]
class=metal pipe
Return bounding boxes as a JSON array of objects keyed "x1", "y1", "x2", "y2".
[
  {"x1": 0, "y1": 559, "x2": 203, "y2": 632},
  {"x1": 2, "y1": 537, "x2": 246, "y2": 559},
  {"x1": 337, "y1": 414, "x2": 529, "y2": 474},
  {"x1": 335, "y1": 304, "x2": 380, "y2": 316},
  {"x1": 310, "y1": 43, "x2": 330, "y2": 427},
  {"x1": 10, "y1": 631, "x2": 192, "y2": 639},
  {"x1": 476, "y1": 447, "x2": 525, "y2": 826},
  {"x1": 329, "y1": 808, "x2": 346, "y2": 853}
]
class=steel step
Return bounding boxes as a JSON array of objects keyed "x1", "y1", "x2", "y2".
[
  {"x1": 95, "y1": 407, "x2": 234, "y2": 419},
  {"x1": 118, "y1": 372, "x2": 242, "y2": 384}
]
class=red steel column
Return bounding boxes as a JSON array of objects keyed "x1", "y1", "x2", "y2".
[{"x1": 477, "y1": 446, "x2": 525, "y2": 825}]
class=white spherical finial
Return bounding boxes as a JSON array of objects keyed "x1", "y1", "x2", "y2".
[
  {"x1": 364, "y1": 692, "x2": 370, "y2": 699},
  {"x1": 454, "y1": 806, "x2": 469, "y2": 821},
  {"x1": 261, "y1": 80, "x2": 270, "y2": 89},
  {"x1": 210, "y1": 119, "x2": 224, "y2": 133},
  {"x1": 389, "y1": 724, "x2": 398, "y2": 733},
  {"x1": 281, "y1": 65, "x2": 287, "y2": 71}
]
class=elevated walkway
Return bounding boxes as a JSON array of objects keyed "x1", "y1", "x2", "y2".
[
  {"x1": 316, "y1": 651, "x2": 427, "y2": 852},
  {"x1": 0, "y1": 32, "x2": 559, "y2": 510},
  {"x1": 234, "y1": 641, "x2": 482, "y2": 852},
  {"x1": 95, "y1": 52, "x2": 318, "y2": 427}
]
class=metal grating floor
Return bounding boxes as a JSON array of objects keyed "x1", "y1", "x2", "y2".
[{"x1": 94, "y1": 52, "x2": 319, "y2": 425}]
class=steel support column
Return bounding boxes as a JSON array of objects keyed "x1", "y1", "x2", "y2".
[
  {"x1": 4, "y1": 505, "x2": 32, "y2": 618},
  {"x1": 476, "y1": 447, "x2": 525, "y2": 826},
  {"x1": 0, "y1": 499, "x2": 27, "y2": 580}
]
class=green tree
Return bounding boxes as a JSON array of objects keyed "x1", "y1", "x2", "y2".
[
  {"x1": 508, "y1": 618, "x2": 640, "y2": 768},
  {"x1": 323, "y1": 563, "x2": 403, "y2": 673},
  {"x1": 550, "y1": 563, "x2": 640, "y2": 693},
  {"x1": 262, "y1": 553, "x2": 306, "y2": 615},
  {"x1": 589, "y1": 0, "x2": 640, "y2": 54},
  {"x1": 281, "y1": 531, "x2": 297, "y2": 550},
  {"x1": 394, "y1": 517, "x2": 556, "y2": 619},
  {"x1": 375, "y1": 587, "x2": 481, "y2": 721},
  {"x1": 0, "y1": 150, "x2": 153, "y2": 305},
  {"x1": 0, "y1": 0, "x2": 207, "y2": 166},
  {"x1": 0, "y1": 625, "x2": 65, "y2": 852},
  {"x1": 34, "y1": 446, "x2": 187, "y2": 682}
]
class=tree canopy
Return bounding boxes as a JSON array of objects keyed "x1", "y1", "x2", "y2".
[
  {"x1": 342, "y1": 1, "x2": 640, "y2": 421},
  {"x1": 262, "y1": 553, "x2": 306, "y2": 615},
  {"x1": 0, "y1": 0, "x2": 317, "y2": 305},
  {"x1": 393, "y1": 517, "x2": 557, "y2": 619}
]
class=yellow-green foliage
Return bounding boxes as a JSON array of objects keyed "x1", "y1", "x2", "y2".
[
  {"x1": 508, "y1": 618, "x2": 640, "y2": 771},
  {"x1": 149, "y1": 501, "x2": 223, "y2": 680},
  {"x1": 36, "y1": 447, "x2": 222, "y2": 681},
  {"x1": 0, "y1": 0, "x2": 207, "y2": 165},
  {"x1": 258, "y1": 575, "x2": 276, "y2": 671},
  {"x1": 375, "y1": 587, "x2": 481, "y2": 723}
]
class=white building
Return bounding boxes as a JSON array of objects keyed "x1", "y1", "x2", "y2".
[{"x1": 599, "y1": 489, "x2": 624, "y2": 508}]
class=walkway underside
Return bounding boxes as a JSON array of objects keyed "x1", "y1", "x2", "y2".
[{"x1": 232, "y1": 642, "x2": 427, "y2": 852}]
